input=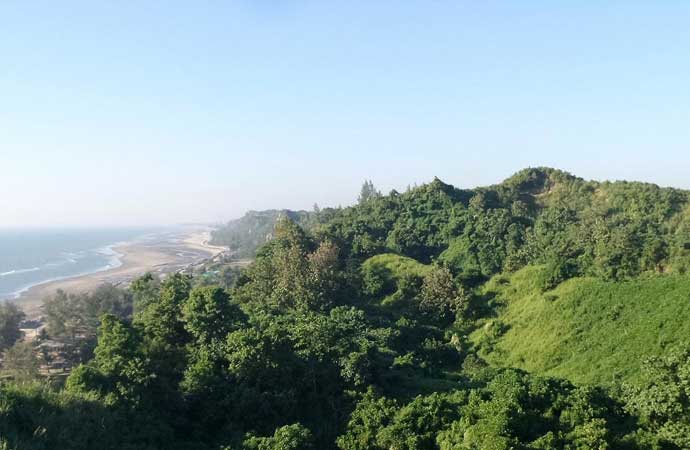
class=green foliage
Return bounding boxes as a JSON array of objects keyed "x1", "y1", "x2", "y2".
[
  {"x1": 419, "y1": 266, "x2": 469, "y2": 325},
  {"x1": 624, "y1": 344, "x2": 690, "y2": 448},
  {"x1": 319, "y1": 168, "x2": 690, "y2": 283},
  {"x1": 471, "y1": 267, "x2": 690, "y2": 385},
  {"x1": 42, "y1": 285, "x2": 133, "y2": 362},
  {"x1": 192, "y1": 261, "x2": 245, "y2": 290},
  {"x1": 134, "y1": 272, "x2": 192, "y2": 344},
  {"x1": 376, "y1": 391, "x2": 465, "y2": 450},
  {"x1": 2, "y1": 341, "x2": 39, "y2": 382},
  {"x1": 339, "y1": 370, "x2": 632, "y2": 450},
  {"x1": 358, "y1": 180, "x2": 381, "y2": 205},
  {"x1": 235, "y1": 221, "x2": 349, "y2": 313},
  {"x1": 0, "y1": 382, "x2": 179, "y2": 449},
  {"x1": 130, "y1": 272, "x2": 160, "y2": 315},
  {"x1": 360, "y1": 253, "x2": 431, "y2": 306},
  {"x1": 436, "y1": 370, "x2": 628, "y2": 450},
  {"x1": 241, "y1": 424, "x2": 315, "y2": 450},
  {"x1": 321, "y1": 177, "x2": 465, "y2": 261},
  {"x1": 44, "y1": 285, "x2": 133, "y2": 338},
  {"x1": 8, "y1": 168, "x2": 690, "y2": 450},
  {"x1": 0, "y1": 302, "x2": 25, "y2": 351},
  {"x1": 182, "y1": 286, "x2": 245, "y2": 344},
  {"x1": 66, "y1": 314, "x2": 152, "y2": 405},
  {"x1": 211, "y1": 210, "x2": 315, "y2": 258},
  {"x1": 336, "y1": 390, "x2": 397, "y2": 450},
  {"x1": 337, "y1": 389, "x2": 467, "y2": 450}
]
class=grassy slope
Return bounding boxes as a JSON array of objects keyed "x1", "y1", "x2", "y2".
[
  {"x1": 362, "y1": 253, "x2": 432, "y2": 279},
  {"x1": 470, "y1": 266, "x2": 690, "y2": 386},
  {"x1": 361, "y1": 253, "x2": 431, "y2": 308}
]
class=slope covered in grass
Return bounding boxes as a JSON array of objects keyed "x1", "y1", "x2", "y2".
[
  {"x1": 471, "y1": 266, "x2": 690, "y2": 385},
  {"x1": 360, "y1": 253, "x2": 432, "y2": 308},
  {"x1": 361, "y1": 253, "x2": 432, "y2": 280}
]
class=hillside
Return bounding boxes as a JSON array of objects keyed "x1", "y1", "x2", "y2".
[
  {"x1": 4, "y1": 168, "x2": 690, "y2": 449},
  {"x1": 317, "y1": 167, "x2": 690, "y2": 282},
  {"x1": 213, "y1": 168, "x2": 690, "y2": 385},
  {"x1": 215, "y1": 168, "x2": 690, "y2": 281},
  {"x1": 470, "y1": 266, "x2": 690, "y2": 386}
]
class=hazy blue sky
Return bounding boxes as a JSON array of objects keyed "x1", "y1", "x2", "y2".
[{"x1": 2, "y1": 1, "x2": 690, "y2": 227}]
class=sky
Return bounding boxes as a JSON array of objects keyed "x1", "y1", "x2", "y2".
[{"x1": 2, "y1": 1, "x2": 690, "y2": 227}]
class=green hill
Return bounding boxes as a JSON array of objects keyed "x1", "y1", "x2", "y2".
[
  {"x1": 211, "y1": 209, "x2": 313, "y2": 257},
  {"x1": 319, "y1": 167, "x2": 690, "y2": 283},
  {"x1": 7, "y1": 168, "x2": 690, "y2": 449},
  {"x1": 471, "y1": 265, "x2": 690, "y2": 385}
]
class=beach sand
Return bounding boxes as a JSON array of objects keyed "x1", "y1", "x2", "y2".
[{"x1": 17, "y1": 230, "x2": 225, "y2": 320}]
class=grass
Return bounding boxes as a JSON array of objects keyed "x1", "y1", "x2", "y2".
[
  {"x1": 361, "y1": 253, "x2": 432, "y2": 308},
  {"x1": 470, "y1": 266, "x2": 690, "y2": 386},
  {"x1": 362, "y1": 253, "x2": 432, "y2": 279}
]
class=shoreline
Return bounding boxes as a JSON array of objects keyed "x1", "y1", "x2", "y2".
[
  {"x1": 15, "y1": 230, "x2": 225, "y2": 320},
  {"x1": 6, "y1": 243, "x2": 126, "y2": 301}
]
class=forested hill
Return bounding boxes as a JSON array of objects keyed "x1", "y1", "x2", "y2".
[
  {"x1": 316, "y1": 167, "x2": 690, "y2": 285},
  {"x1": 4, "y1": 167, "x2": 690, "y2": 449},
  {"x1": 217, "y1": 168, "x2": 690, "y2": 283},
  {"x1": 210, "y1": 209, "x2": 314, "y2": 258}
]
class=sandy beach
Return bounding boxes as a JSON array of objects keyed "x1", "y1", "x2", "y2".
[{"x1": 17, "y1": 229, "x2": 225, "y2": 320}]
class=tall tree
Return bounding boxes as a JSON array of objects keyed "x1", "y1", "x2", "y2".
[
  {"x1": 0, "y1": 302, "x2": 25, "y2": 351},
  {"x1": 135, "y1": 273, "x2": 192, "y2": 345},
  {"x1": 358, "y1": 180, "x2": 381, "y2": 204},
  {"x1": 182, "y1": 286, "x2": 245, "y2": 345},
  {"x1": 2, "y1": 341, "x2": 39, "y2": 381}
]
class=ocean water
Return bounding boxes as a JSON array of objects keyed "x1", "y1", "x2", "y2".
[{"x1": 0, "y1": 228, "x2": 159, "y2": 300}]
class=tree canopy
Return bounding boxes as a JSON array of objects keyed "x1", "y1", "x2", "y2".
[{"x1": 3, "y1": 168, "x2": 690, "y2": 450}]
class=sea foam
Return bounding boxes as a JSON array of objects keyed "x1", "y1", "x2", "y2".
[{"x1": 0, "y1": 267, "x2": 41, "y2": 277}]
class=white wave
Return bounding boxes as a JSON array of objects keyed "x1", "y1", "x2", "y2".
[
  {"x1": 0, "y1": 235, "x2": 143, "y2": 301},
  {"x1": 0, "y1": 259, "x2": 121, "y2": 300},
  {"x1": 0, "y1": 267, "x2": 40, "y2": 277},
  {"x1": 94, "y1": 244, "x2": 124, "y2": 271}
]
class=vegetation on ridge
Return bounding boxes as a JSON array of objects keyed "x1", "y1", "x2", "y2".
[{"x1": 1, "y1": 168, "x2": 690, "y2": 449}]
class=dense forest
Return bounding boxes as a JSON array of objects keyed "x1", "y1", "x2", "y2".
[{"x1": 2, "y1": 167, "x2": 690, "y2": 449}]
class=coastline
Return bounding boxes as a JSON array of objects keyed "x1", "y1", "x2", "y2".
[
  {"x1": 16, "y1": 230, "x2": 224, "y2": 320},
  {"x1": 6, "y1": 243, "x2": 126, "y2": 301}
]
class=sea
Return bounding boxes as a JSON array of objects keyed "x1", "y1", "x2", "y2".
[{"x1": 0, "y1": 227, "x2": 162, "y2": 300}]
